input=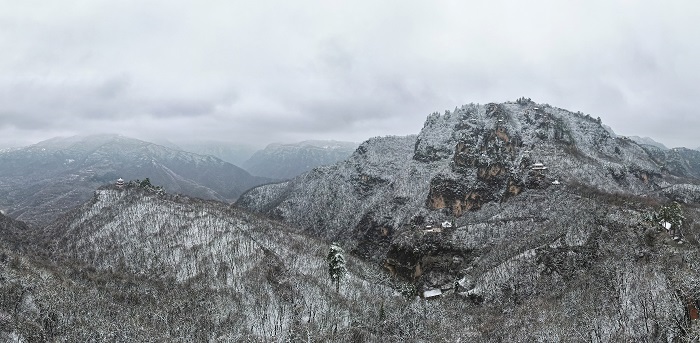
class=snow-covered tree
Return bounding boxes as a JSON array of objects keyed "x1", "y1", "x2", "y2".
[
  {"x1": 140, "y1": 178, "x2": 152, "y2": 188},
  {"x1": 327, "y1": 243, "x2": 347, "y2": 292},
  {"x1": 657, "y1": 201, "x2": 684, "y2": 233}
]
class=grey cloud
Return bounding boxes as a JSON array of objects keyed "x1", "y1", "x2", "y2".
[
  {"x1": 0, "y1": 71, "x2": 239, "y2": 134},
  {"x1": 95, "y1": 75, "x2": 132, "y2": 99},
  {"x1": 1, "y1": 1, "x2": 699, "y2": 149},
  {"x1": 0, "y1": 111, "x2": 52, "y2": 131},
  {"x1": 317, "y1": 39, "x2": 355, "y2": 73},
  {"x1": 148, "y1": 100, "x2": 214, "y2": 118}
]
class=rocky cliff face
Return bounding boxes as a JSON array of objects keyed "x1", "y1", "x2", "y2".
[
  {"x1": 236, "y1": 100, "x2": 700, "y2": 340},
  {"x1": 0, "y1": 134, "x2": 270, "y2": 227},
  {"x1": 238, "y1": 101, "x2": 666, "y2": 255}
]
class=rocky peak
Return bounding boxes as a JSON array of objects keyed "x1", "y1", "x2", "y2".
[
  {"x1": 413, "y1": 101, "x2": 661, "y2": 216},
  {"x1": 237, "y1": 99, "x2": 699, "y2": 274},
  {"x1": 237, "y1": 100, "x2": 671, "y2": 270}
]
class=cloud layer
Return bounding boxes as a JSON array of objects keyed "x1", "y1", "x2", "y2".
[{"x1": 1, "y1": 0, "x2": 699, "y2": 148}]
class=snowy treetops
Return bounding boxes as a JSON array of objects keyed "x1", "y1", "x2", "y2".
[
  {"x1": 656, "y1": 201, "x2": 684, "y2": 231},
  {"x1": 327, "y1": 242, "x2": 347, "y2": 292}
]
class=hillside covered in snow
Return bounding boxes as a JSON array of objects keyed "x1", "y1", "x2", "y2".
[
  {"x1": 1, "y1": 187, "x2": 438, "y2": 341},
  {"x1": 235, "y1": 99, "x2": 700, "y2": 340},
  {"x1": 3, "y1": 100, "x2": 700, "y2": 341},
  {"x1": 238, "y1": 100, "x2": 682, "y2": 246}
]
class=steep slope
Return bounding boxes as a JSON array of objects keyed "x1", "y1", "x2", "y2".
[
  {"x1": 0, "y1": 186, "x2": 491, "y2": 342},
  {"x1": 0, "y1": 193, "x2": 546, "y2": 341},
  {"x1": 242, "y1": 140, "x2": 358, "y2": 179},
  {"x1": 235, "y1": 100, "x2": 700, "y2": 340},
  {"x1": 238, "y1": 101, "x2": 665, "y2": 252},
  {"x1": 0, "y1": 134, "x2": 270, "y2": 227},
  {"x1": 0, "y1": 212, "x2": 30, "y2": 250}
]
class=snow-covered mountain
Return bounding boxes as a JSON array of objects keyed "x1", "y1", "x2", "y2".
[
  {"x1": 3, "y1": 101, "x2": 700, "y2": 341},
  {"x1": 238, "y1": 101, "x2": 700, "y2": 245},
  {"x1": 242, "y1": 140, "x2": 358, "y2": 179},
  {"x1": 0, "y1": 134, "x2": 270, "y2": 227},
  {"x1": 0, "y1": 186, "x2": 475, "y2": 342},
  {"x1": 238, "y1": 101, "x2": 669, "y2": 247},
  {"x1": 235, "y1": 100, "x2": 700, "y2": 340}
]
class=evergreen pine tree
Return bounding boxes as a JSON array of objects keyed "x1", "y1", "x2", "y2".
[
  {"x1": 658, "y1": 201, "x2": 684, "y2": 233},
  {"x1": 327, "y1": 243, "x2": 347, "y2": 292}
]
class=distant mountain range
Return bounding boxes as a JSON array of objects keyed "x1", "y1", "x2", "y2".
[
  {"x1": 167, "y1": 140, "x2": 258, "y2": 166},
  {"x1": 642, "y1": 145, "x2": 700, "y2": 180},
  {"x1": 156, "y1": 139, "x2": 358, "y2": 180},
  {"x1": 241, "y1": 140, "x2": 358, "y2": 179},
  {"x1": 628, "y1": 135, "x2": 669, "y2": 150},
  {"x1": 0, "y1": 134, "x2": 270, "y2": 227}
]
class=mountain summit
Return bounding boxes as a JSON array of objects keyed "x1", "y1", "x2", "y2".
[
  {"x1": 238, "y1": 100, "x2": 666, "y2": 245},
  {"x1": 235, "y1": 100, "x2": 700, "y2": 340}
]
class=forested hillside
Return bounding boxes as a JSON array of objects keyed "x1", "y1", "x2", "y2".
[{"x1": 0, "y1": 186, "x2": 485, "y2": 341}]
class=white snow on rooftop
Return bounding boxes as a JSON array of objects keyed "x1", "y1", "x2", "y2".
[{"x1": 423, "y1": 289, "x2": 442, "y2": 298}]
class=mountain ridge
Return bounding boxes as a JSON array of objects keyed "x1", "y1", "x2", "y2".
[
  {"x1": 237, "y1": 101, "x2": 670, "y2": 246},
  {"x1": 628, "y1": 135, "x2": 669, "y2": 150},
  {"x1": 232, "y1": 100, "x2": 700, "y2": 340},
  {"x1": 0, "y1": 134, "x2": 271, "y2": 226},
  {"x1": 0, "y1": 184, "x2": 476, "y2": 341}
]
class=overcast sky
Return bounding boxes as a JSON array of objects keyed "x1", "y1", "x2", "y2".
[{"x1": 1, "y1": 0, "x2": 699, "y2": 149}]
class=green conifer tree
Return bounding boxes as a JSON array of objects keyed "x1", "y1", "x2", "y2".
[
  {"x1": 327, "y1": 243, "x2": 347, "y2": 292},
  {"x1": 657, "y1": 201, "x2": 684, "y2": 236}
]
